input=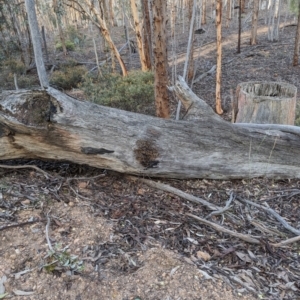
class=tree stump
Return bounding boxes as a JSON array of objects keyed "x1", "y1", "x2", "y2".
[{"x1": 234, "y1": 82, "x2": 297, "y2": 125}]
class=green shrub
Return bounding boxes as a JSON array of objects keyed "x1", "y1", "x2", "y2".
[
  {"x1": 55, "y1": 40, "x2": 75, "y2": 51},
  {"x1": 4, "y1": 59, "x2": 26, "y2": 75},
  {"x1": 80, "y1": 69, "x2": 155, "y2": 115},
  {"x1": 17, "y1": 75, "x2": 39, "y2": 89},
  {"x1": 50, "y1": 64, "x2": 87, "y2": 90},
  {"x1": 66, "y1": 26, "x2": 87, "y2": 48}
]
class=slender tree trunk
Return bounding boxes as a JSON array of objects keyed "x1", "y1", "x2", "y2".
[
  {"x1": 53, "y1": 0, "x2": 67, "y2": 56},
  {"x1": 141, "y1": 0, "x2": 153, "y2": 69},
  {"x1": 241, "y1": 0, "x2": 245, "y2": 13},
  {"x1": 201, "y1": 0, "x2": 206, "y2": 25},
  {"x1": 237, "y1": 0, "x2": 242, "y2": 53},
  {"x1": 226, "y1": 0, "x2": 232, "y2": 27},
  {"x1": 41, "y1": 26, "x2": 49, "y2": 62},
  {"x1": 130, "y1": 0, "x2": 151, "y2": 71},
  {"x1": 152, "y1": 0, "x2": 170, "y2": 118},
  {"x1": 293, "y1": 1, "x2": 300, "y2": 66},
  {"x1": 187, "y1": 0, "x2": 196, "y2": 80},
  {"x1": 24, "y1": 0, "x2": 49, "y2": 88},
  {"x1": 216, "y1": 0, "x2": 223, "y2": 114},
  {"x1": 109, "y1": 0, "x2": 117, "y2": 26},
  {"x1": 250, "y1": 0, "x2": 259, "y2": 45}
]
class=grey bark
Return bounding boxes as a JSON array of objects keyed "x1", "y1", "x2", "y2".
[
  {"x1": 24, "y1": 0, "x2": 49, "y2": 88},
  {"x1": 1, "y1": 78, "x2": 300, "y2": 179}
]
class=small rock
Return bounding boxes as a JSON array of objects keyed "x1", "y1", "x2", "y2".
[
  {"x1": 21, "y1": 199, "x2": 31, "y2": 205},
  {"x1": 68, "y1": 201, "x2": 75, "y2": 207},
  {"x1": 10, "y1": 254, "x2": 16, "y2": 260},
  {"x1": 196, "y1": 251, "x2": 211, "y2": 261}
]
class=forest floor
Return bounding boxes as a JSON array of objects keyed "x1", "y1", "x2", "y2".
[{"x1": 1, "y1": 7, "x2": 300, "y2": 300}]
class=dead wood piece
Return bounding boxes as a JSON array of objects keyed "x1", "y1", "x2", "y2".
[
  {"x1": 272, "y1": 235, "x2": 300, "y2": 247},
  {"x1": 0, "y1": 164, "x2": 52, "y2": 179},
  {"x1": 193, "y1": 65, "x2": 216, "y2": 84},
  {"x1": 236, "y1": 196, "x2": 300, "y2": 236},
  {"x1": 186, "y1": 213, "x2": 261, "y2": 244},
  {"x1": 207, "y1": 192, "x2": 235, "y2": 218},
  {"x1": 130, "y1": 176, "x2": 220, "y2": 211},
  {"x1": 0, "y1": 219, "x2": 44, "y2": 232},
  {"x1": 2, "y1": 79, "x2": 300, "y2": 179},
  {"x1": 235, "y1": 81, "x2": 297, "y2": 125},
  {"x1": 45, "y1": 212, "x2": 53, "y2": 251}
]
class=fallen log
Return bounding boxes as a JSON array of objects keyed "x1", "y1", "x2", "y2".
[{"x1": 0, "y1": 76, "x2": 300, "y2": 179}]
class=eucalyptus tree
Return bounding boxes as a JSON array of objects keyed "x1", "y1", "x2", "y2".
[
  {"x1": 67, "y1": 0, "x2": 128, "y2": 76},
  {"x1": 130, "y1": 0, "x2": 151, "y2": 71},
  {"x1": 152, "y1": 0, "x2": 169, "y2": 118}
]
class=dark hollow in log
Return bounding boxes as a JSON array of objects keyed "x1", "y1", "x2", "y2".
[
  {"x1": 234, "y1": 82, "x2": 297, "y2": 125},
  {"x1": 1, "y1": 76, "x2": 300, "y2": 179}
]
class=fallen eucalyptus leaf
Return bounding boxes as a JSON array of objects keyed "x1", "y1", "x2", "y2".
[
  {"x1": 235, "y1": 251, "x2": 252, "y2": 263},
  {"x1": 0, "y1": 293, "x2": 8, "y2": 299},
  {"x1": 13, "y1": 290, "x2": 35, "y2": 296},
  {"x1": 169, "y1": 265, "x2": 180, "y2": 277}
]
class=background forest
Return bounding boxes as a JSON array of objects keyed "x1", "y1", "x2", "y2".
[{"x1": 0, "y1": 0, "x2": 299, "y2": 120}]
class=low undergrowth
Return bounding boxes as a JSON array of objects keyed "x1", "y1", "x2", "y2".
[{"x1": 80, "y1": 69, "x2": 155, "y2": 115}]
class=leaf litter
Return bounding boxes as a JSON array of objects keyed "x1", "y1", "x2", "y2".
[{"x1": 0, "y1": 161, "x2": 300, "y2": 299}]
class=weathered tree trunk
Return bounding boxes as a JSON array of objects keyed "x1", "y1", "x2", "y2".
[
  {"x1": 293, "y1": 1, "x2": 300, "y2": 66},
  {"x1": 250, "y1": 0, "x2": 259, "y2": 45},
  {"x1": 24, "y1": 0, "x2": 49, "y2": 88},
  {"x1": 216, "y1": 0, "x2": 223, "y2": 114},
  {"x1": 1, "y1": 78, "x2": 300, "y2": 180},
  {"x1": 152, "y1": 0, "x2": 170, "y2": 118},
  {"x1": 234, "y1": 82, "x2": 297, "y2": 125}
]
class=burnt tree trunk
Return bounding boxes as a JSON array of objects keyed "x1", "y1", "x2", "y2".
[{"x1": 1, "y1": 78, "x2": 300, "y2": 179}]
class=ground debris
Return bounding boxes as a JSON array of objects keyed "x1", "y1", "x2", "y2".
[{"x1": 1, "y1": 162, "x2": 300, "y2": 299}]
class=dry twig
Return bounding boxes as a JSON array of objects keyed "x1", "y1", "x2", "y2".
[
  {"x1": 45, "y1": 211, "x2": 53, "y2": 251},
  {"x1": 0, "y1": 164, "x2": 52, "y2": 179},
  {"x1": 236, "y1": 196, "x2": 300, "y2": 236},
  {"x1": 186, "y1": 213, "x2": 261, "y2": 244},
  {"x1": 130, "y1": 177, "x2": 220, "y2": 211},
  {"x1": 0, "y1": 219, "x2": 43, "y2": 232}
]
